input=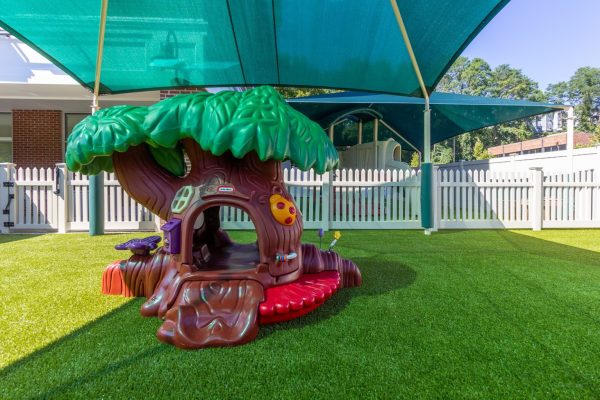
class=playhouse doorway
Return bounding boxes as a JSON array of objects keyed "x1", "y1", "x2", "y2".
[{"x1": 191, "y1": 205, "x2": 260, "y2": 271}]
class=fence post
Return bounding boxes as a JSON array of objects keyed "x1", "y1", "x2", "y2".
[
  {"x1": 420, "y1": 163, "x2": 433, "y2": 234},
  {"x1": 0, "y1": 163, "x2": 15, "y2": 233},
  {"x1": 55, "y1": 163, "x2": 69, "y2": 233},
  {"x1": 530, "y1": 167, "x2": 544, "y2": 231},
  {"x1": 321, "y1": 171, "x2": 331, "y2": 231},
  {"x1": 431, "y1": 165, "x2": 439, "y2": 232},
  {"x1": 567, "y1": 106, "x2": 575, "y2": 172}
]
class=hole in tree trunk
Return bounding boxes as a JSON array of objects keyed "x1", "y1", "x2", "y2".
[{"x1": 191, "y1": 206, "x2": 260, "y2": 271}]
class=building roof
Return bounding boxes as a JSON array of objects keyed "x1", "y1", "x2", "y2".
[
  {"x1": 0, "y1": 35, "x2": 159, "y2": 112},
  {"x1": 488, "y1": 132, "x2": 593, "y2": 156}
]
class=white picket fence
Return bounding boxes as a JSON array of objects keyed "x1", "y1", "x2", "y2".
[
  {"x1": 542, "y1": 170, "x2": 600, "y2": 228},
  {"x1": 68, "y1": 171, "x2": 156, "y2": 231},
  {"x1": 0, "y1": 164, "x2": 156, "y2": 233},
  {"x1": 221, "y1": 168, "x2": 421, "y2": 230},
  {"x1": 437, "y1": 169, "x2": 534, "y2": 229},
  {"x1": 435, "y1": 168, "x2": 600, "y2": 229},
  {"x1": 1, "y1": 162, "x2": 599, "y2": 233}
]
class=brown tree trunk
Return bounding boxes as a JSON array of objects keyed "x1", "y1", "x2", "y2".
[
  {"x1": 112, "y1": 139, "x2": 303, "y2": 281},
  {"x1": 112, "y1": 139, "x2": 229, "y2": 220}
]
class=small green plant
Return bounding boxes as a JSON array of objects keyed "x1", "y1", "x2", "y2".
[
  {"x1": 473, "y1": 137, "x2": 491, "y2": 160},
  {"x1": 409, "y1": 151, "x2": 420, "y2": 168}
]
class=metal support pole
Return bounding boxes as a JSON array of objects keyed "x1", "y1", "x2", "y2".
[
  {"x1": 89, "y1": 0, "x2": 109, "y2": 236},
  {"x1": 452, "y1": 137, "x2": 456, "y2": 163},
  {"x1": 390, "y1": 0, "x2": 433, "y2": 234},
  {"x1": 358, "y1": 120, "x2": 363, "y2": 144},
  {"x1": 373, "y1": 118, "x2": 379, "y2": 170},
  {"x1": 421, "y1": 100, "x2": 433, "y2": 233},
  {"x1": 89, "y1": 95, "x2": 105, "y2": 235},
  {"x1": 328, "y1": 125, "x2": 334, "y2": 143},
  {"x1": 379, "y1": 119, "x2": 420, "y2": 154},
  {"x1": 89, "y1": 173, "x2": 104, "y2": 235},
  {"x1": 423, "y1": 100, "x2": 431, "y2": 163}
]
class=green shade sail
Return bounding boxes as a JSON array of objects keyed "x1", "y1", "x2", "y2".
[
  {"x1": 288, "y1": 91, "x2": 565, "y2": 151},
  {"x1": 66, "y1": 86, "x2": 338, "y2": 175},
  {"x1": 0, "y1": 0, "x2": 508, "y2": 96}
]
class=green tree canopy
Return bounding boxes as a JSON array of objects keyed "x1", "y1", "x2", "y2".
[
  {"x1": 473, "y1": 137, "x2": 491, "y2": 160},
  {"x1": 276, "y1": 87, "x2": 339, "y2": 99},
  {"x1": 547, "y1": 67, "x2": 600, "y2": 134},
  {"x1": 66, "y1": 86, "x2": 339, "y2": 175},
  {"x1": 435, "y1": 57, "x2": 547, "y2": 163}
]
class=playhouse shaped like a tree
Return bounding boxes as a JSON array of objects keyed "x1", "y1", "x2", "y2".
[{"x1": 66, "y1": 86, "x2": 361, "y2": 348}]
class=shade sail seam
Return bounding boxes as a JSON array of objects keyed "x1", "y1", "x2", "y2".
[
  {"x1": 379, "y1": 119, "x2": 420, "y2": 153},
  {"x1": 289, "y1": 92, "x2": 565, "y2": 109},
  {"x1": 271, "y1": 0, "x2": 280, "y2": 85},
  {"x1": 430, "y1": 0, "x2": 511, "y2": 93},
  {"x1": 389, "y1": 0, "x2": 429, "y2": 101},
  {"x1": 80, "y1": 83, "x2": 437, "y2": 97},
  {"x1": 225, "y1": 0, "x2": 247, "y2": 85},
  {"x1": 92, "y1": 0, "x2": 109, "y2": 101},
  {"x1": 291, "y1": 99, "x2": 564, "y2": 109}
]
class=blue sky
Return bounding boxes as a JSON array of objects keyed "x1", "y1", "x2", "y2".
[{"x1": 462, "y1": 0, "x2": 598, "y2": 90}]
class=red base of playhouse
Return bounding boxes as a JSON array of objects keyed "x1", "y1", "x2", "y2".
[
  {"x1": 102, "y1": 260, "x2": 340, "y2": 325},
  {"x1": 259, "y1": 270, "x2": 340, "y2": 324}
]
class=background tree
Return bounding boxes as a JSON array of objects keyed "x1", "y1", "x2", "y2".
[
  {"x1": 276, "y1": 87, "x2": 338, "y2": 99},
  {"x1": 437, "y1": 57, "x2": 493, "y2": 96},
  {"x1": 547, "y1": 67, "x2": 600, "y2": 136},
  {"x1": 473, "y1": 137, "x2": 491, "y2": 160},
  {"x1": 431, "y1": 144, "x2": 453, "y2": 164},
  {"x1": 435, "y1": 57, "x2": 546, "y2": 163},
  {"x1": 409, "y1": 151, "x2": 420, "y2": 168}
]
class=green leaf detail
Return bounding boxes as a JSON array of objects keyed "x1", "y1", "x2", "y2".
[
  {"x1": 65, "y1": 86, "x2": 338, "y2": 174},
  {"x1": 148, "y1": 145, "x2": 186, "y2": 177}
]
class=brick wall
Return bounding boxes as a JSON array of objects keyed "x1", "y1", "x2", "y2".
[
  {"x1": 12, "y1": 110, "x2": 63, "y2": 167},
  {"x1": 159, "y1": 87, "x2": 206, "y2": 100}
]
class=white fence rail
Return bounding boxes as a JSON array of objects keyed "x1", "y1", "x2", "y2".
[
  {"x1": 220, "y1": 168, "x2": 422, "y2": 230},
  {"x1": 67, "y1": 171, "x2": 156, "y2": 232},
  {"x1": 0, "y1": 162, "x2": 599, "y2": 233},
  {"x1": 542, "y1": 170, "x2": 600, "y2": 228},
  {"x1": 12, "y1": 167, "x2": 57, "y2": 231},
  {"x1": 437, "y1": 169, "x2": 533, "y2": 229},
  {"x1": 0, "y1": 164, "x2": 156, "y2": 233}
]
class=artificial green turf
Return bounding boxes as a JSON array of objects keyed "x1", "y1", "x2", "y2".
[{"x1": 1, "y1": 230, "x2": 600, "y2": 399}]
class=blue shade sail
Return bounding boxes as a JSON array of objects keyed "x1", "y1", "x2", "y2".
[
  {"x1": 0, "y1": 0, "x2": 508, "y2": 95},
  {"x1": 288, "y1": 91, "x2": 564, "y2": 150}
]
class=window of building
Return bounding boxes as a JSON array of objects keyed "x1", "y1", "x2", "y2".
[{"x1": 0, "y1": 113, "x2": 12, "y2": 163}]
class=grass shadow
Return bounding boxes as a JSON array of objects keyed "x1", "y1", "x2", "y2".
[
  {"x1": 3, "y1": 230, "x2": 600, "y2": 399},
  {"x1": 258, "y1": 256, "x2": 417, "y2": 337},
  {"x1": 497, "y1": 230, "x2": 600, "y2": 266},
  {"x1": 0, "y1": 233, "x2": 43, "y2": 245},
  {"x1": 0, "y1": 300, "x2": 172, "y2": 399}
]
